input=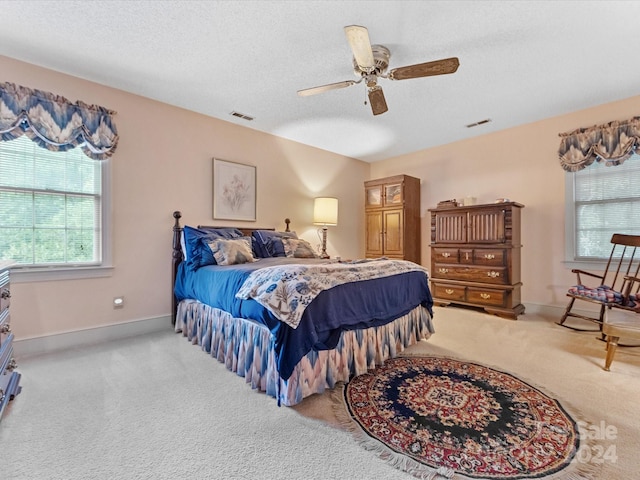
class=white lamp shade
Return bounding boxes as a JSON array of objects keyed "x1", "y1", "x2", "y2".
[{"x1": 313, "y1": 197, "x2": 338, "y2": 226}]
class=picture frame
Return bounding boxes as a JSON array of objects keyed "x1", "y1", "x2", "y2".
[{"x1": 212, "y1": 158, "x2": 256, "y2": 221}]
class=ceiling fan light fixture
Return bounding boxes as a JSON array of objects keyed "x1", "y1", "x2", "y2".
[
  {"x1": 353, "y1": 44, "x2": 390, "y2": 76},
  {"x1": 364, "y1": 74, "x2": 378, "y2": 88}
]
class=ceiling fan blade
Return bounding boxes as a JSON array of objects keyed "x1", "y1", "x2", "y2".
[
  {"x1": 297, "y1": 80, "x2": 357, "y2": 97},
  {"x1": 388, "y1": 57, "x2": 460, "y2": 81},
  {"x1": 344, "y1": 25, "x2": 375, "y2": 70},
  {"x1": 368, "y1": 86, "x2": 388, "y2": 116}
]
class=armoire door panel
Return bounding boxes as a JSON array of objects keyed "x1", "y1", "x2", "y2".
[
  {"x1": 383, "y1": 209, "x2": 404, "y2": 255},
  {"x1": 365, "y1": 185, "x2": 383, "y2": 208},
  {"x1": 365, "y1": 211, "x2": 383, "y2": 256},
  {"x1": 383, "y1": 183, "x2": 403, "y2": 207}
]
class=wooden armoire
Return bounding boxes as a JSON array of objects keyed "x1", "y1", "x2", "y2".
[{"x1": 364, "y1": 174, "x2": 421, "y2": 264}]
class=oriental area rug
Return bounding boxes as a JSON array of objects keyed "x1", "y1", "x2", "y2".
[{"x1": 338, "y1": 356, "x2": 601, "y2": 480}]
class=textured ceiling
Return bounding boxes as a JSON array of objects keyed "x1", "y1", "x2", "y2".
[{"x1": 1, "y1": 1, "x2": 639, "y2": 162}]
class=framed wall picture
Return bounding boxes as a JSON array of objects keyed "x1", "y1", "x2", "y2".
[{"x1": 212, "y1": 158, "x2": 256, "y2": 221}]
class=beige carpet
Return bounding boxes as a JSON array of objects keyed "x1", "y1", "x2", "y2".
[
  {"x1": 1, "y1": 306, "x2": 639, "y2": 479},
  {"x1": 294, "y1": 306, "x2": 640, "y2": 479}
]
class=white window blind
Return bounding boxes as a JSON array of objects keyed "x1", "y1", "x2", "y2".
[
  {"x1": 0, "y1": 135, "x2": 102, "y2": 267},
  {"x1": 571, "y1": 155, "x2": 640, "y2": 260}
]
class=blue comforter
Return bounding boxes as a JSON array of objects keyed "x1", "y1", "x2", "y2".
[{"x1": 174, "y1": 257, "x2": 433, "y2": 380}]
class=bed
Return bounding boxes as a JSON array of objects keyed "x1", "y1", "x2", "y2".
[{"x1": 171, "y1": 211, "x2": 435, "y2": 406}]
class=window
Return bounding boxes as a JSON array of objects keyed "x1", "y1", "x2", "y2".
[
  {"x1": 565, "y1": 155, "x2": 640, "y2": 265},
  {"x1": 0, "y1": 135, "x2": 111, "y2": 279}
]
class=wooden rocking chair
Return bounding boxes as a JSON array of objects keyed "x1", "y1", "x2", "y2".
[{"x1": 558, "y1": 233, "x2": 640, "y2": 332}]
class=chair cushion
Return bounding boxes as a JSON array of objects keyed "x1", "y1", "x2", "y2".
[{"x1": 569, "y1": 284, "x2": 639, "y2": 309}]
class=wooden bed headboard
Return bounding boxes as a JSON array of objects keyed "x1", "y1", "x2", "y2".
[{"x1": 171, "y1": 211, "x2": 290, "y2": 325}]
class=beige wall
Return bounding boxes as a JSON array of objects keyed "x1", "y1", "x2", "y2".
[
  {"x1": 2, "y1": 55, "x2": 368, "y2": 340},
  {"x1": 370, "y1": 94, "x2": 640, "y2": 311},
  {"x1": 5, "y1": 53, "x2": 640, "y2": 340}
]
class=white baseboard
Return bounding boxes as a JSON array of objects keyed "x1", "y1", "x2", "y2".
[
  {"x1": 13, "y1": 303, "x2": 600, "y2": 358},
  {"x1": 522, "y1": 302, "x2": 565, "y2": 319},
  {"x1": 14, "y1": 315, "x2": 172, "y2": 358},
  {"x1": 523, "y1": 302, "x2": 601, "y2": 321}
]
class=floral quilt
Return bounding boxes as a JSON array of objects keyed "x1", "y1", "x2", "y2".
[{"x1": 235, "y1": 258, "x2": 429, "y2": 328}]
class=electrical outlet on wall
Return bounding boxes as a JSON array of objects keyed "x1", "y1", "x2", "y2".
[{"x1": 113, "y1": 296, "x2": 125, "y2": 309}]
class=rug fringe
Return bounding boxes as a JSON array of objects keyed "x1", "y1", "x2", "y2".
[
  {"x1": 333, "y1": 355, "x2": 606, "y2": 480},
  {"x1": 332, "y1": 384, "x2": 456, "y2": 479}
]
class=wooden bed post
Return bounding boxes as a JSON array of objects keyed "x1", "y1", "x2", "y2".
[
  {"x1": 171, "y1": 211, "x2": 183, "y2": 326},
  {"x1": 284, "y1": 218, "x2": 290, "y2": 232}
]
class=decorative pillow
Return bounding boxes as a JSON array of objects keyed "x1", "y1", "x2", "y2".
[
  {"x1": 252, "y1": 230, "x2": 298, "y2": 258},
  {"x1": 282, "y1": 238, "x2": 318, "y2": 258},
  {"x1": 264, "y1": 237, "x2": 287, "y2": 258},
  {"x1": 208, "y1": 237, "x2": 255, "y2": 266},
  {"x1": 250, "y1": 236, "x2": 262, "y2": 259},
  {"x1": 182, "y1": 225, "x2": 244, "y2": 269}
]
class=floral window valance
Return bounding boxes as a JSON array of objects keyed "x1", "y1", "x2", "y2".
[
  {"x1": 558, "y1": 116, "x2": 640, "y2": 172},
  {"x1": 0, "y1": 82, "x2": 118, "y2": 160}
]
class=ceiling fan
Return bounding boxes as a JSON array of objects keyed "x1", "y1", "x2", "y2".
[{"x1": 297, "y1": 25, "x2": 460, "y2": 116}]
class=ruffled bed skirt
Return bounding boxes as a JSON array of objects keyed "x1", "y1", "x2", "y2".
[{"x1": 175, "y1": 299, "x2": 434, "y2": 406}]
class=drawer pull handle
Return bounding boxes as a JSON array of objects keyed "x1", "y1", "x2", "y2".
[
  {"x1": 1, "y1": 289, "x2": 10, "y2": 299},
  {"x1": 441, "y1": 252, "x2": 451, "y2": 258},
  {"x1": 487, "y1": 271, "x2": 500, "y2": 278},
  {"x1": 445, "y1": 289, "x2": 454, "y2": 295},
  {"x1": 7, "y1": 358, "x2": 17, "y2": 372},
  {"x1": 480, "y1": 293, "x2": 491, "y2": 299},
  {"x1": 438, "y1": 268, "x2": 449, "y2": 274},
  {"x1": 0, "y1": 323, "x2": 10, "y2": 334},
  {"x1": 484, "y1": 254, "x2": 495, "y2": 260}
]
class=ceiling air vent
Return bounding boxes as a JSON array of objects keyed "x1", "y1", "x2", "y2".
[
  {"x1": 230, "y1": 111, "x2": 254, "y2": 121},
  {"x1": 466, "y1": 118, "x2": 492, "y2": 128}
]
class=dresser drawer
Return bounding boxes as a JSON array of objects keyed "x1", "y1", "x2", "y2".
[
  {"x1": 0, "y1": 270, "x2": 9, "y2": 314},
  {"x1": 433, "y1": 265, "x2": 508, "y2": 285},
  {"x1": 459, "y1": 249, "x2": 474, "y2": 264},
  {"x1": 473, "y1": 249, "x2": 506, "y2": 266},
  {"x1": 432, "y1": 283, "x2": 466, "y2": 301},
  {"x1": 0, "y1": 332, "x2": 14, "y2": 375},
  {"x1": 432, "y1": 248, "x2": 459, "y2": 263},
  {"x1": 0, "y1": 309, "x2": 8, "y2": 349},
  {"x1": 467, "y1": 287, "x2": 507, "y2": 307}
]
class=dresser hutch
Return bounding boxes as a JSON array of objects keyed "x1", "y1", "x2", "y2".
[{"x1": 428, "y1": 202, "x2": 524, "y2": 319}]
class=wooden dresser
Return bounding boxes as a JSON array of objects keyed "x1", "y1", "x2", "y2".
[
  {"x1": 364, "y1": 174, "x2": 421, "y2": 264},
  {"x1": 0, "y1": 261, "x2": 21, "y2": 421},
  {"x1": 428, "y1": 202, "x2": 524, "y2": 319}
]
